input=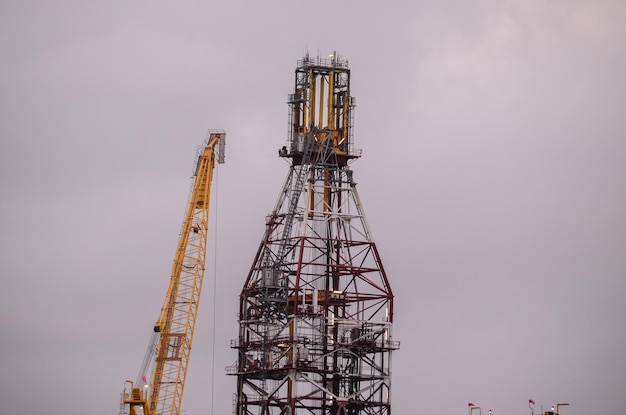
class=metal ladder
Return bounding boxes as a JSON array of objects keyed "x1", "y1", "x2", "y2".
[{"x1": 274, "y1": 130, "x2": 317, "y2": 272}]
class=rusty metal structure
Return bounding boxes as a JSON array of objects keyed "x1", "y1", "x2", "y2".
[{"x1": 228, "y1": 54, "x2": 399, "y2": 415}]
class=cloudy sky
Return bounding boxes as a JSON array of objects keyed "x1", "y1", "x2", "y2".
[{"x1": 1, "y1": 1, "x2": 625, "y2": 415}]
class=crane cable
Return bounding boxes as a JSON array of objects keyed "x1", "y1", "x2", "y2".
[{"x1": 209, "y1": 162, "x2": 219, "y2": 415}]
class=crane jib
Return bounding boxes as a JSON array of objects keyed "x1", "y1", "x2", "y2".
[{"x1": 119, "y1": 130, "x2": 226, "y2": 415}]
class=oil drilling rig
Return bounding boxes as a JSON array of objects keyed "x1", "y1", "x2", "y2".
[{"x1": 228, "y1": 53, "x2": 399, "y2": 415}]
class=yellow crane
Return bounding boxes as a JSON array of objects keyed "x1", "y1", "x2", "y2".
[{"x1": 120, "y1": 131, "x2": 226, "y2": 415}]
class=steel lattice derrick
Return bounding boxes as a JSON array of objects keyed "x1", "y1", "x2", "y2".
[{"x1": 230, "y1": 55, "x2": 398, "y2": 415}]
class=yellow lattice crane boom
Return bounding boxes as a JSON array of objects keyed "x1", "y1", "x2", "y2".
[{"x1": 120, "y1": 131, "x2": 226, "y2": 415}]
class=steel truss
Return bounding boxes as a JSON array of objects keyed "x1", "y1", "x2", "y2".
[{"x1": 229, "y1": 55, "x2": 398, "y2": 415}]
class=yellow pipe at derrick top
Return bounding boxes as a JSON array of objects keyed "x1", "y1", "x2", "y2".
[{"x1": 285, "y1": 53, "x2": 357, "y2": 164}]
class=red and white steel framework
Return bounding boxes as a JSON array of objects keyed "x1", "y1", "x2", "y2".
[{"x1": 229, "y1": 54, "x2": 399, "y2": 415}]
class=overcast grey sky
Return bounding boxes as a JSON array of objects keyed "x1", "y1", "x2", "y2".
[{"x1": 1, "y1": 1, "x2": 625, "y2": 415}]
